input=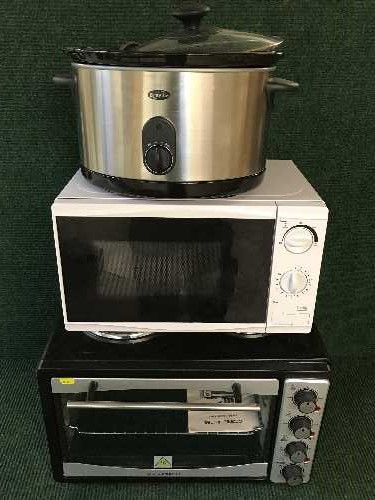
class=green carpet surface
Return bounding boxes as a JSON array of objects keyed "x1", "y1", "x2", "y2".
[{"x1": 1, "y1": 0, "x2": 374, "y2": 498}]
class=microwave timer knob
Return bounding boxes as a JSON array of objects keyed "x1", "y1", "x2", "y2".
[
  {"x1": 284, "y1": 226, "x2": 315, "y2": 254},
  {"x1": 282, "y1": 464, "x2": 304, "y2": 486},
  {"x1": 285, "y1": 441, "x2": 308, "y2": 463},
  {"x1": 280, "y1": 270, "x2": 308, "y2": 294},
  {"x1": 294, "y1": 389, "x2": 318, "y2": 414},
  {"x1": 144, "y1": 144, "x2": 173, "y2": 175},
  {"x1": 289, "y1": 416, "x2": 312, "y2": 439}
]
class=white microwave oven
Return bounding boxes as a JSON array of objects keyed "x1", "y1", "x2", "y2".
[{"x1": 52, "y1": 160, "x2": 328, "y2": 337}]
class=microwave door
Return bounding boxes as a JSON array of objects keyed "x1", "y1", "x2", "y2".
[{"x1": 55, "y1": 217, "x2": 274, "y2": 331}]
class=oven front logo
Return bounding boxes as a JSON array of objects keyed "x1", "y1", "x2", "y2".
[
  {"x1": 154, "y1": 456, "x2": 173, "y2": 469},
  {"x1": 148, "y1": 89, "x2": 171, "y2": 100}
]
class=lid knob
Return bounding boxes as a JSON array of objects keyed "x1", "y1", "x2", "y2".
[{"x1": 173, "y1": 3, "x2": 210, "y2": 30}]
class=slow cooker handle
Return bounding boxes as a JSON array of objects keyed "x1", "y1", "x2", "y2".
[
  {"x1": 53, "y1": 73, "x2": 75, "y2": 87},
  {"x1": 266, "y1": 77, "x2": 299, "y2": 109}
]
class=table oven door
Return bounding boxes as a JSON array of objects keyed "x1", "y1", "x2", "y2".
[{"x1": 52, "y1": 377, "x2": 279, "y2": 478}]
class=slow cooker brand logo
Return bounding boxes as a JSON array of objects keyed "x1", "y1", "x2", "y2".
[{"x1": 148, "y1": 89, "x2": 171, "y2": 100}]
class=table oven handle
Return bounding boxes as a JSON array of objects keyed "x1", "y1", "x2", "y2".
[{"x1": 66, "y1": 401, "x2": 261, "y2": 411}]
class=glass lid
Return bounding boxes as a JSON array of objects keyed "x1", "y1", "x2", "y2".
[{"x1": 67, "y1": 3, "x2": 284, "y2": 68}]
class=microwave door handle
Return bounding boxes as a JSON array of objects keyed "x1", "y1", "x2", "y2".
[{"x1": 66, "y1": 401, "x2": 261, "y2": 412}]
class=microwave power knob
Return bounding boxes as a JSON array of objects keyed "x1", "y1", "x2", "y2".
[
  {"x1": 280, "y1": 270, "x2": 308, "y2": 294},
  {"x1": 285, "y1": 441, "x2": 308, "y2": 463},
  {"x1": 294, "y1": 389, "x2": 318, "y2": 414},
  {"x1": 289, "y1": 416, "x2": 312, "y2": 439},
  {"x1": 284, "y1": 226, "x2": 315, "y2": 254},
  {"x1": 282, "y1": 464, "x2": 304, "y2": 486}
]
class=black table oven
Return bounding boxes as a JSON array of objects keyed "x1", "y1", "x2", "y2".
[{"x1": 38, "y1": 323, "x2": 330, "y2": 487}]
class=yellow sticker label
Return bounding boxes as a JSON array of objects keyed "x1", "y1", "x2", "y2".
[{"x1": 59, "y1": 378, "x2": 75, "y2": 385}]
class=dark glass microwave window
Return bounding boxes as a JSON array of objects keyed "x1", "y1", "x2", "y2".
[{"x1": 57, "y1": 217, "x2": 274, "y2": 323}]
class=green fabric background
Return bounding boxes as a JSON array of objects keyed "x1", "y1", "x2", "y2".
[{"x1": 1, "y1": 1, "x2": 374, "y2": 498}]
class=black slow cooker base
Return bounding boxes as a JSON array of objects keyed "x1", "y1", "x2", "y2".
[{"x1": 81, "y1": 167, "x2": 265, "y2": 198}]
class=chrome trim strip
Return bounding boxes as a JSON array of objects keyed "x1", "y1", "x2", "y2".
[{"x1": 63, "y1": 462, "x2": 268, "y2": 478}]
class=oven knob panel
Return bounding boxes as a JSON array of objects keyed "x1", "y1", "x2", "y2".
[
  {"x1": 282, "y1": 464, "x2": 304, "y2": 487},
  {"x1": 280, "y1": 270, "x2": 308, "y2": 294},
  {"x1": 294, "y1": 389, "x2": 318, "y2": 414},
  {"x1": 270, "y1": 379, "x2": 330, "y2": 484},
  {"x1": 284, "y1": 226, "x2": 316, "y2": 254},
  {"x1": 285, "y1": 441, "x2": 308, "y2": 463}
]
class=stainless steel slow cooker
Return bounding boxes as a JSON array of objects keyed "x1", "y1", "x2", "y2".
[{"x1": 55, "y1": 3, "x2": 299, "y2": 197}]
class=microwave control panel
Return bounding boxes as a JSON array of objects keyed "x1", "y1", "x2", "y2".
[
  {"x1": 270, "y1": 378, "x2": 330, "y2": 485},
  {"x1": 266, "y1": 206, "x2": 328, "y2": 333}
]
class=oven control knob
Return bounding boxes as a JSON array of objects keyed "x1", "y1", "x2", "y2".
[
  {"x1": 289, "y1": 416, "x2": 312, "y2": 439},
  {"x1": 285, "y1": 441, "x2": 308, "y2": 463},
  {"x1": 144, "y1": 144, "x2": 173, "y2": 175},
  {"x1": 282, "y1": 464, "x2": 304, "y2": 486},
  {"x1": 294, "y1": 389, "x2": 318, "y2": 414},
  {"x1": 280, "y1": 270, "x2": 308, "y2": 294},
  {"x1": 284, "y1": 226, "x2": 315, "y2": 254}
]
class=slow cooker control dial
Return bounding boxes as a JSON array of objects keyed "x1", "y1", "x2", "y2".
[
  {"x1": 280, "y1": 270, "x2": 308, "y2": 294},
  {"x1": 284, "y1": 226, "x2": 315, "y2": 254},
  {"x1": 144, "y1": 144, "x2": 173, "y2": 175},
  {"x1": 285, "y1": 441, "x2": 308, "y2": 463},
  {"x1": 294, "y1": 389, "x2": 318, "y2": 414},
  {"x1": 289, "y1": 416, "x2": 312, "y2": 439},
  {"x1": 282, "y1": 464, "x2": 303, "y2": 486}
]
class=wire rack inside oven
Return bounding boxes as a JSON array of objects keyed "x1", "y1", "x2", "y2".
[{"x1": 65, "y1": 390, "x2": 263, "y2": 437}]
